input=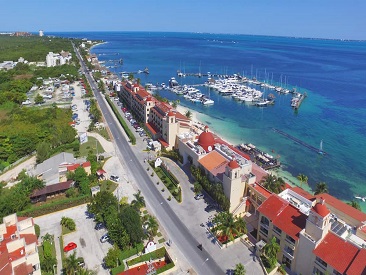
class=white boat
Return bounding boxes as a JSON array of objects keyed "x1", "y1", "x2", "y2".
[
  {"x1": 354, "y1": 196, "x2": 366, "y2": 202},
  {"x1": 169, "y1": 77, "x2": 179, "y2": 88},
  {"x1": 202, "y1": 98, "x2": 214, "y2": 105}
]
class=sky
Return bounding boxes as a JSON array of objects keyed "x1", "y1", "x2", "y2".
[{"x1": 2, "y1": 0, "x2": 365, "y2": 40}]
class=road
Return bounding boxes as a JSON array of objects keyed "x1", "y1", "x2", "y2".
[{"x1": 74, "y1": 44, "x2": 224, "y2": 274}]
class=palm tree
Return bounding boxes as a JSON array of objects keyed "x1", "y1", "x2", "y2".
[
  {"x1": 144, "y1": 215, "x2": 159, "y2": 237},
  {"x1": 262, "y1": 237, "x2": 280, "y2": 267},
  {"x1": 234, "y1": 217, "x2": 248, "y2": 235},
  {"x1": 347, "y1": 200, "x2": 361, "y2": 210},
  {"x1": 297, "y1": 173, "x2": 308, "y2": 189},
  {"x1": 64, "y1": 252, "x2": 79, "y2": 275},
  {"x1": 131, "y1": 190, "x2": 146, "y2": 210},
  {"x1": 234, "y1": 263, "x2": 246, "y2": 275},
  {"x1": 185, "y1": 110, "x2": 192, "y2": 119},
  {"x1": 75, "y1": 269, "x2": 97, "y2": 275},
  {"x1": 42, "y1": 233, "x2": 54, "y2": 244},
  {"x1": 260, "y1": 174, "x2": 285, "y2": 194},
  {"x1": 212, "y1": 212, "x2": 246, "y2": 242},
  {"x1": 314, "y1": 182, "x2": 328, "y2": 195}
]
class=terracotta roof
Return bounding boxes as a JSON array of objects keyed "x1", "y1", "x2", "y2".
[
  {"x1": 20, "y1": 233, "x2": 38, "y2": 246},
  {"x1": 168, "y1": 111, "x2": 175, "y2": 117},
  {"x1": 250, "y1": 183, "x2": 272, "y2": 198},
  {"x1": 174, "y1": 111, "x2": 190, "y2": 122},
  {"x1": 13, "y1": 262, "x2": 33, "y2": 275},
  {"x1": 290, "y1": 186, "x2": 315, "y2": 200},
  {"x1": 30, "y1": 180, "x2": 74, "y2": 198},
  {"x1": 96, "y1": 169, "x2": 106, "y2": 175},
  {"x1": 198, "y1": 151, "x2": 228, "y2": 173},
  {"x1": 313, "y1": 232, "x2": 359, "y2": 274},
  {"x1": 346, "y1": 249, "x2": 366, "y2": 275},
  {"x1": 146, "y1": 122, "x2": 158, "y2": 135},
  {"x1": 315, "y1": 193, "x2": 366, "y2": 223},
  {"x1": 313, "y1": 201, "x2": 330, "y2": 217},
  {"x1": 197, "y1": 129, "x2": 215, "y2": 152},
  {"x1": 82, "y1": 161, "x2": 91, "y2": 168},
  {"x1": 158, "y1": 138, "x2": 169, "y2": 148},
  {"x1": 257, "y1": 194, "x2": 307, "y2": 240},
  {"x1": 228, "y1": 158, "x2": 240, "y2": 169},
  {"x1": 66, "y1": 163, "x2": 79, "y2": 171}
]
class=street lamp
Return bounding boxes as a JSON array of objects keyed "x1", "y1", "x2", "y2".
[{"x1": 202, "y1": 258, "x2": 209, "y2": 266}]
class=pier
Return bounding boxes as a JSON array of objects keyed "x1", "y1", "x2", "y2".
[
  {"x1": 272, "y1": 128, "x2": 327, "y2": 155},
  {"x1": 236, "y1": 144, "x2": 281, "y2": 170}
]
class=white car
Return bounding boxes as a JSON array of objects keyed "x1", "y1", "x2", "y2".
[
  {"x1": 110, "y1": 175, "x2": 120, "y2": 182},
  {"x1": 22, "y1": 100, "x2": 31, "y2": 105}
]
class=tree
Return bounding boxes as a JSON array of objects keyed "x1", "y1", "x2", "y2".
[
  {"x1": 75, "y1": 269, "x2": 97, "y2": 275},
  {"x1": 212, "y1": 212, "x2": 247, "y2": 242},
  {"x1": 64, "y1": 252, "x2": 79, "y2": 275},
  {"x1": 185, "y1": 110, "x2": 192, "y2": 119},
  {"x1": 34, "y1": 93, "x2": 44, "y2": 104},
  {"x1": 131, "y1": 190, "x2": 145, "y2": 211},
  {"x1": 262, "y1": 237, "x2": 280, "y2": 267},
  {"x1": 144, "y1": 214, "x2": 159, "y2": 237},
  {"x1": 120, "y1": 206, "x2": 144, "y2": 246},
  {"x1": 36, "y1": 141, "x2": 50, "y2": 163},
  {"x1": 104, "y1": 208, "x2": 130, "y2": 249},
  {"x1": 260, "y1": 174, "x2": 285, "y2": 194},
  {"x1": 234, "y1": 263, "x2": 246, "y2": 275},
  {"x1": 104, "y1": 245, "x2": 121, "y2": 269},
  {"x1": 172, "y1": 101, "x2": 178, "y2": 109},
  {"x1": 193, "y1": 182, "x2": 203, "y2": 194},
  {"x1": 347, "y1": 200, "x2": 361, "y2": 210},
  {"x1": 314, "y1": 182, "x2": 328, "y2": 195},
  {"x1": 60, "y1": 216, "x2": 76, "y2": 231},
  {"x1": 42, "y1": 233, "x2": 54, "y2": 244},
  {"x1": 72, "y1": 167, "x2": 89, "y2": 195},
  {"x1": 87, "y1": 191, "x2": 118, "y2": 223},
  {"x1": 297, "y1": 173, "x2": 308, "y2": 189}
]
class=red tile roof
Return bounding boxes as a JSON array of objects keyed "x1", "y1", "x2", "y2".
[
  {"x1": 20, "y1": 234, "x2": 38, "y2": 246},
  {"x1": 146, "y1": 123, "x2": 158, "y2": 135},
  {"x1": 13, "y1": 262, "x2": 33, "y2": 275},
  {"x1": 313, "y1": 232, "x2": 359, "y2": 274},
  {"x1": 250, "y1": 183, "x2": 272, "y2": 199},
  {"x1": 346, "y1": 249, "x2": 366, "y2": 275},
  {"x1": 313, "y1": 201, "x2": 330, "y2": 217},
  {"x1": 198, "y1": 151, "x2": 228, "y2": 174},
  {"x1": 257, "y1": 194, "x2": 307, "y2": 240},
  {"x1": 315, "y1": 193, "x2": 366, "y2": 223},
  {"x1": 158, "y1": 138, "x2": 169, "y2": 148},
  {"x1": 290, "y1": 186, "x2": 315, "y2": 200}
]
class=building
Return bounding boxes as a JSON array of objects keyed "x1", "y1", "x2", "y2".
[
  {"x1": 0, "y1": 213, "x2": 41, "y2": 274},
  {"x1": 30, "y1": 180, "x2": 75, "y2": 203},
  {"x1": 38, "y1": 30, "x2": 44, "y2": 37},
  {"x1": 177, "y1": 126, "x2": 256, "y2": 214},
  {"x1": 46, "y1": 51, "x2": 72, "y2": 67},
  {"x1": 118, "y1": 80, "x2": 191, "y2": 149},
  {"x1": 256, "y1": 187, "x2": 366, "y2": 275}
]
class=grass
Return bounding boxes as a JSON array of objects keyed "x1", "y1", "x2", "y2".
[
  {"x1": 97, "y1": 180, "x2": 118, "y2": 193},
  {"x1": 127, "y1": 247, "x2": 166, "y2": 266},
  {"x1": 94, "y1": 127, "x2": 111, "y2": 141},
  {"x1": 143, "y1": 209, "x2": 148, "y2": 215},
  {"x1": 61, "y1": 225, "x2": 75, "y2": 235},
  {"x1": 158, "y1": 238, "x2": 166, "y2": 244},
  {"x1": 156, "y1": 232, "x2": 162, "y2": 237},
  {"x1": 60, "y1": 236, "x2": 65, "y2": 262},
  {"x1": 111, "y1": 243, "x2": 144, "y2": 275},
  {"x1": 79, "y1": 136, "x2": 105, "y2": 157},
  {"x1": 38, "y1": 240, "x2": 57, "y2": 275}
]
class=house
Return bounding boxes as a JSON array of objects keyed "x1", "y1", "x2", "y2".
[
  {"x1": 0, "y1": 213, "x2": 41, "y2": 274},
  {"x1": 30, "y1": 180, "x2": 74, "y2": 203}
]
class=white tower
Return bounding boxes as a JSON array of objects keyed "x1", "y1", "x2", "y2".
[{"x1": 39, "y1": 30, "x2": 44, "y2": 37}]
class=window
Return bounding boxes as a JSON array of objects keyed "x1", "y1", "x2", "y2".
[
  {"x1": 273, "y1": 225, "x2": 282, "y2": 235},
  {"x1": 286, "y1": 235, "x2": 295, "y2": 245},
  {"x1": 315, "y1": 256, "x2": 327, "y2": 269},
  {"x1": 260, "y1": 226, "x2": 268, "y2": 236},
  {"x1": 260, "y1": 216, "x2": 270, "y2": 226},
  {"x1": 284, "y1": 245, "x2": 294, "y2": 256},
  {"x1": 282, "y1": 254, "x2": 292, "y2": 269}
]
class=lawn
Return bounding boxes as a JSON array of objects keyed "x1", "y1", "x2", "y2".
[
  {"x1": 38, "y1": 239, "x2": 57, "y2": 275},
  {"x1": 61, "y1": 225, "x2": 75, "y2": 235},
  {"x1": 94, "y1": 127, "x2": 110, "y2": 141},
  {"x1": 79, "y1": 136, "x2": 105, "y2": 156},
  {"x1": 127, "y1": 247, "x2": 166, "y2": 266},
  {"x1": 97, "y1": 180, "x2": 118, "y2": 193}
]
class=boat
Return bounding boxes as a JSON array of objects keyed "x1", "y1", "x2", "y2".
[
  {"x1": 202, "y1": 98, "x2": 214, "y2": 105},
  {"x1": 354, "y1": 196, "x2": 366, "y2": 202},
  {"x1": 318, "y1": 140, "x2": 325, "y2": 155},
  {"x1": 168, "y1": 77, "x2": 179, "y2": 88}
]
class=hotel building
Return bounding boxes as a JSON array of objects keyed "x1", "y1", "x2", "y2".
[{"x1": 0, "y1": 214, "x2": 41, "y2": 274}]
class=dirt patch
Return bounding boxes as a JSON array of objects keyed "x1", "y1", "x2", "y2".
[{"x1": 13, "y1": 74, "x2": 33, "y2": 79}]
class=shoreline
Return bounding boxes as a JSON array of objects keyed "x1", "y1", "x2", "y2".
[{"x1": 89, "y1": 41, "x2": 108, "y2": 51}]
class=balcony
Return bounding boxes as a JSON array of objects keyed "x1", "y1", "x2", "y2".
[
  {"x1": 283, "y1": 246, "x2": 294, "y2": 259},
  {"x1": 285, "y1": 237, "x2": 296, "y2": 248}
]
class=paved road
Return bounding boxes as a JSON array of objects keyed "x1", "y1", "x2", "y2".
[{"x1": 74, "y1": 45, "x2": 223, "y2": 275}]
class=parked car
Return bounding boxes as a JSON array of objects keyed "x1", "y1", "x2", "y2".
[
  {"x1": 95, "y1": 222, "x2": 104, "y2": 230},
  {"x1": 110, "y1": 175, "x2": 120, "y2": 182},
  {"x1": 195, "y1": 194, "x2": 204, "y2": 200},
  {"x1": 205, "y1": 204, "x2": 216, "y2": 213},
  {"x1": 122, "y1": 107, "x2": 127, "y2": 113},
  {"x1": 114, "y1": 97, "x2": 119, "y2": 101},
  {"x1": 64, "y1": 242, "x2": 77, "y2": 252},
  {"x1": 100, "y1": 234, "x2": 109, "y2": 243}
]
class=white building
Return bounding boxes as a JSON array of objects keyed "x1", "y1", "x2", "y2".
[
  {"x1": 39, "y1": 30, "x2": 44, "y2": 37},
  {"x1": 46, "y1": 51, "x2": 72, "y2": 67}
]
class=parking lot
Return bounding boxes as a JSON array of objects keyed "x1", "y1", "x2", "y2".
[{"x1": 34, "y1": 205, "x2": 111, "y2": 275}]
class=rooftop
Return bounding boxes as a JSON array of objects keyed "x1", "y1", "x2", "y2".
[
  {"x1": 279, "y1": 188, "x2": 313, "y2": 215},
  {"x1": 313, "y1": 232, "x2": 359, "y2": 274},
  {"x1": 346, "y1": 248, "x2": 366, "y2": 275}
]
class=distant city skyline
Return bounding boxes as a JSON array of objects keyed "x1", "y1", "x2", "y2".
[{"x1": 2, "y1": 0, "x2": 365, "y2": 40}]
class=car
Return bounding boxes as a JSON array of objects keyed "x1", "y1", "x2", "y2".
[
  {"x1": 100, "y1": 234, "x2": 109, "y2": 243},
  {"x1": 110, "y1": 175, "x2": 120, "y2": 182},
  {"x1": 205, "y1": 204, "x2": 216, "y2": 213},
  {"x1": 122, "y1": 107, "x2": 127, "y2": 113},
  {"x1": 114, "y1": 97, "x2": 119, "y2": 101},
  {"x1": 95, "y1": 222, "x2": 104, "y2": 230},
  {"x1": 195, "y1": 193, "x2": 204, "y2": 200},
  {"x1": 64, "y1": 242, "x2": 77, "y2": 252}
]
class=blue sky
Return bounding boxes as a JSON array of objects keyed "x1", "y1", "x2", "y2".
[{"x1": 2, "y1": 0, "x2": 365, "y2": 40}]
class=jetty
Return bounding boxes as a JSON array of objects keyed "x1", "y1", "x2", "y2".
[{"x1": 272, "y1": 128, "x2": 327, "y2": 155}]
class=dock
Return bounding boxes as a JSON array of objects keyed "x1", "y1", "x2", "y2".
[
  {"x1": 272, "y1": 128, "x2": 327, "y2": 155},
  {"x1": 236, "y1": 144, "x2": 281, "y2": 170}
]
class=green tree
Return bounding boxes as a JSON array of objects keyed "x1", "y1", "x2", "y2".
[
  {"x1": 75, "y1": 269, "x2": 97, "y2": 275},
  {"x1": 185, "y1": 110, "x2": 192, "y2": 119},
  {"x1": 60, "y1": 216, "x2": 76, "y2": 231},
  {"x1": 64, "y1": 252, "x2": 79, "y2": 275},
  {"x1": 260, "y1": 174, "x2": 285, "y2": 194},
  {"x1": 193, "y1": 182, "x2": 203, "y2": 194},
  {"x1": 36, "y1": 141, "x2": 50, "y2": 163},
  {"x1": 347, "y1": 200, "x2": 361, "y2": 210},
  {"x1": 42, "y1": 233, "x2": 54, "y2": 244},
  {"x1": 87, "y1": 191, "x2": 118, "y2": 223},
  {"x1": 297, "y1": 173, "x2": 308, "y2": 189},
  {"x1": 131, "y1": 190, "x2": 146, "y2": 211},
  {"x1": 120, "y1": 206, "x2": 144, "y2": 246},
  {"x1": 262, "y1": 237, "x2": 280, "y2": 267},
  {"x1": 144, "y1": 214, "x2": 159, "y2": 237},
  {"x1": 314, "y1": 182, "x2": 328, "y2": 195},
  {"x1": 72, "y1": 166, "x2": 89, "y2": 195},
  {"x1": 212, "y1": 212, "x2": 247, "y2": 242},
  {"x1": 34, "y1": 93, "x2": 44, "y2": 104},
  {"x1": 104, "y1": 207, "x2": 130, "y2": 249},
  {"x1": 234, "y1": 263, "x2": 246, "y2": 275},
  {"x1": 104, "y1": 245, "x2": 121, "y2": 269}
]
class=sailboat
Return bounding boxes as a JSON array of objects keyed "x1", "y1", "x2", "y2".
[{"x1": 318, "y1": 140, "x2": 324, "y2": 155}]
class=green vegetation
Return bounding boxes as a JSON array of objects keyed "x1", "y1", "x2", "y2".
[
  {"x1": 93, "y1": 127, "x2": 110, "y2": 141},
  {"x1": 34, "y1": 223, "x2": 40, "y2": 238},
  {"x1": 110, "y1": 243, "x2": 144, "y2": 275},
  {"x1": 158, "y1": 238, "x2": 166, "y2": 244},
  {"x1": 156, "y1": 262, "x2": 175, "y2": 274},
  {"x1": 105, "y1": 95, "x2": 136, "y2": 144},
  {"x1": 261, "y1": 237, "x2": 280, "y2": 272},
  {"x1": 314, "y1": 182, "x2": 329, "y2": 195},
  {"x1": 150, "y1": 161, "x2": 182, "y2": 202},
  {"x1": 234, "y1": 263, "x2": 246, "y2": 275},
  {"x1": 347, "y1": 200, "x2": 361, "y2": 210},
  {"x1": 131, "y1": 190, "x2": 146, "y2": 211},
  {"x1": 190, "y1": 165, "x2": 230, "y2": 211},
  {"x1": 211, "y1": 211, "x2": 247, "y2": 244},
  {"x1": 127, "y1": 247, "x2": 166, "y2": 266},
  {"x1": 61, "y1": 216, "x2": 76, "y2": 233},
  {"x1": 260, "y1": 174, "x2": 285, "y2": 194}
]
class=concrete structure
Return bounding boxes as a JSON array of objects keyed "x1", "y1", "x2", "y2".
[
  {"x1": 118, "y1": 80, "x2": 190, "y2": 149},
  {"x1": 38, "y1": 30, "x2": 44, "y2": 37},
  {"x1": 0, "y1": 214, "x2": 41, "y2": 275},
  {"x1": 256, "y1": 187, "x2": 366, "y2": 275},
  {"x1": 46, "y1": 51, "x2": 72, "y2": 67},
  {"x1": 177, "y1": 126, "x2": 255, "y2": 214}
]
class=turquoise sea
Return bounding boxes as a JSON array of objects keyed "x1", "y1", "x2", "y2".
[{"x1": 54, "y1": 32, "x2": 366, "y2": 211}]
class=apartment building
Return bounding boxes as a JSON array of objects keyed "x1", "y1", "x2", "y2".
[
  {"x1": 46, "y1": 51, "x2": 72, "y2": 67},
  {"x1": 0, "y1": 214, "x2": 41, "y2": 275},
  {"x1": 119, "y1": 80, "x2": 190, "y2": 149},
  {"x1": 256, "y1": 187, "x2": 366, "y2": 275}
]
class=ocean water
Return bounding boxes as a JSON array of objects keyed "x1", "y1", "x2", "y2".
[{"x1": 54, "y1": 32, "x2": 366, "y2": 211}]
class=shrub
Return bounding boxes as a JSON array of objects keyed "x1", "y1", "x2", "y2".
[
  {"x1": 167, "y1": 196, "x2": 171, "y2": 201},
  {"x1": 34, "y1": 224, "x2": 40, "y2": 238},
  {"x1": 161, "y1": 188, "x2": 165, "y2": 192}
]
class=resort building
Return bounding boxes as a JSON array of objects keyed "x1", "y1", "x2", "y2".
[
  {"x1": 118, "y1": 80, "x2": 191, "y2": 150},
  {"x1": 255, "y1": 187, "x2": 366, "y2": 275},
  {"x1": 46, "y1": 51, "x2": 72, "y2": 67},
  {"x1": 177, "y1": 126, "x2": 256, "y2": 214},
  {"x1": 0, "y1": 213, "x2": 41, "y2": 275}
]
